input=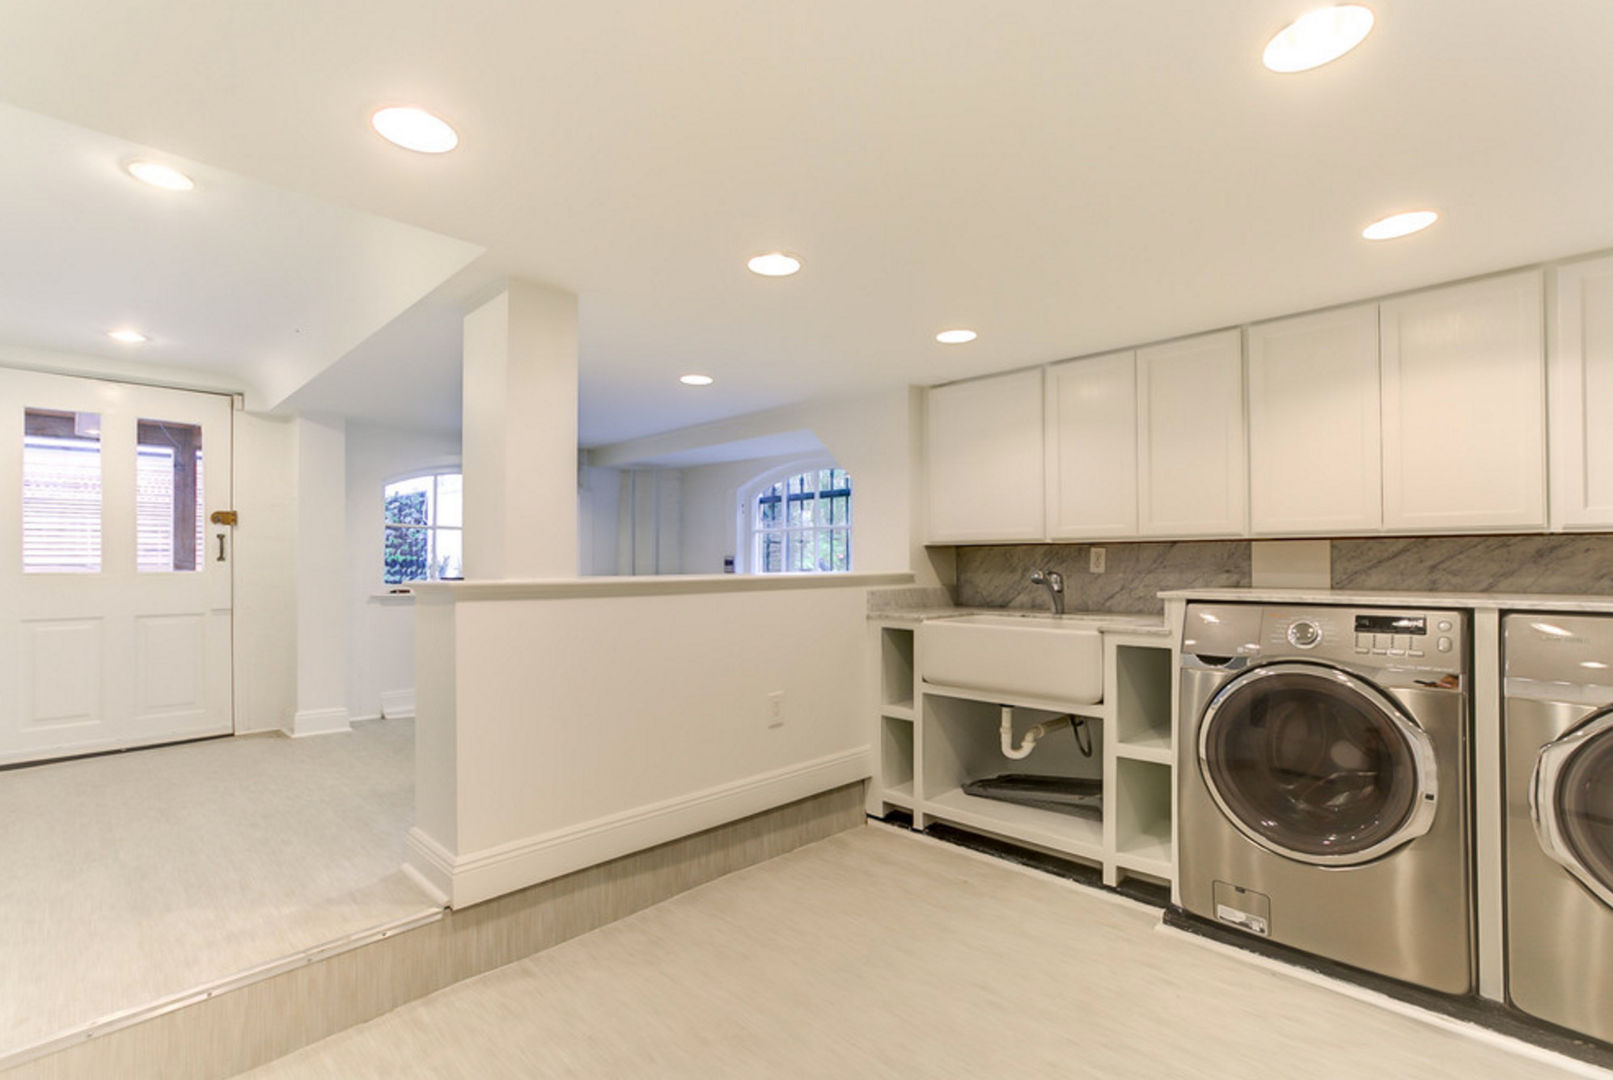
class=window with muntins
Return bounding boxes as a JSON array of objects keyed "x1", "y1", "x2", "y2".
[
  {"x1": 384, "y1": 471, "x2": 463, "y2": 584},
  {"x1": 753, "y1": 467, "x2": 851, "y2": 573}
]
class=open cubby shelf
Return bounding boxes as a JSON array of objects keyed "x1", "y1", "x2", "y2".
[
  {"x1": 880, "y1": 627, "x2": 916, "y2": 712},
  {"x1": 871, "y1": 617, "x2": 1176, "y2": 890}
]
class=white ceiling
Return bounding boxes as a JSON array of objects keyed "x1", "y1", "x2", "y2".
[
  {"x1": 0, "y1": 1, "x2": 1611, "y2": 444},
  {"x1": 0, "y1": 102, "x2": 483, "y2": 411}
]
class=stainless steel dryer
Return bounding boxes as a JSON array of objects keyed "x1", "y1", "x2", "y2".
[
  {"x1": 1178, "y1": 603, "x2": 1473, "y2": 994},
  {"x1": 1504, "y1": 613, "x2": 1613, "y2": 1043}
]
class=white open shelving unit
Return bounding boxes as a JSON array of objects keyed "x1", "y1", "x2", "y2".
[{"x1": 870, "y1": 619, "x2": 1175, "y2": 890}]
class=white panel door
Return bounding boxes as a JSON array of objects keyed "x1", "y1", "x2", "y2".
[
  {"x1": 0, "y1": 368, "x2": 233, "y2": 764},
  {"x1": 1247, "y1": 304, "x2": 1382, "y2": 535},
  {"x1": 1550, "y1": 255, "x2": 1613, "y2": 529},
  {"x1": 1136, "y1": 329, "x2": 1247, "y2": 537},
  {"x1": 925, "y1": 369, "x2": 1045, "y2": 542},
  {"x1": 1046, "y1": 350, "x2": 1137, "y2": 538},
  {"x1": 1381, "y1": 271, "x2": 1546, "y2": 532}
]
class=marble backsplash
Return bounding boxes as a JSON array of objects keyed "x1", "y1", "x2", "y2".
[
  {"x1": 953, "y1": 534, "x2": 1613, "y2": 615},
  {"x1": 955, "y1": 541, "x2": 1251, "y2": 615},
  {"x1": 1330, "y1": 534, "x2": 1613, "y2": 594}
]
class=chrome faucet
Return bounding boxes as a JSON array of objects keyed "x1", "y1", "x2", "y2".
[{"x1": 1029, "y1": 568, "x2": 1065, "y2": 614}]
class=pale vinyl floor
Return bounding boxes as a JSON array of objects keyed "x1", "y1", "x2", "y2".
[
  {"x1": 246, "y1": 824, "x2": 1591, "y2": 1080},
  {"x1": 0, "y1": 719, "x2": 435, "y2": 1053}
]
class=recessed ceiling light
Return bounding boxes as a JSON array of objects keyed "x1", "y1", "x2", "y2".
[
  {"x1": 370, "y1": 107, "x2": 459, "y2": 154},
  {"x1": 107, "y1": 328, "x2": 148, "y2": 344},
  {"x1": 747, "y1": 252, "x2": 802, "y2": 277},
  {"x1": 936, "y1": 329, "x2": 978, "y2": 344},
  {"x1": 679, "y1": 374, "x2": 715, "y2": 386},
  {"x1": 1361, "y1": 209, "x2": 1439, "y2": 241},
  {"x1": 124, "y1": 160, "x2": 195, "y2": 192},
  {"x1": 1262, "y1": 5, "x2": 1376, "y2": 73}
]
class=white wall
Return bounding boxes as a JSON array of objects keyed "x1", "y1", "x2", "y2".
[
  {"x1": 407, "y1": 574, "x2": 905, "y2": 907},
  {"x1": 291, "y1": 416, "x2": 349, "y2": 735},
  {"x1": 577, "y1": 464, "x2": 620, "y2": 576},
  {"x1": 345, "y1": 421, "x2": 461, "y2": 720},
  {"x1": 232, "y1": 412, "x2": 298, "y2": 733}
]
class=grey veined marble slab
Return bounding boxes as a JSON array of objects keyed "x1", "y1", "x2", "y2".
[
  {"x1": 956, "y1": 540, "x2": 1250, "y2": 615},
  {"x1": 1331, "y1": 535, "x2": 1613, "y2": 595}
]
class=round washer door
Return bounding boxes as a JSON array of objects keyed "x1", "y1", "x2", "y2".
[
  {"x1": 1198, "y1": 662, "x2": 1439, "y2": 866},
  {"x1": 1532, "y1": 708, "x2": 1613, "y2": 910}
]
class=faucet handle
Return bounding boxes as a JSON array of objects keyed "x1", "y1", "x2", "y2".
[{"x1": 1046, "y1": 570, "x2": 1064, "y2": 592}]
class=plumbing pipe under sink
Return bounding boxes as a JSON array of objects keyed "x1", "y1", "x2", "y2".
[{"x1": 1000, "y1": 705, "x2": 1072, "y2": 760}]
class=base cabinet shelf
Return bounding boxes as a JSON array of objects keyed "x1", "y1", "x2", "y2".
[{"x1": 871, "y1": 618, "x2": 1176, "y2": 890}]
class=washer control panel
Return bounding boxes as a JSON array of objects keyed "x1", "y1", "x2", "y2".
[{"x1": 1183, "y1": 603, "x2": 1467, "y2": 675}]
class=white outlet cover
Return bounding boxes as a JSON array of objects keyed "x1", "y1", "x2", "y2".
[{"x1": 1090, "y1": 547, "x2": 1106, "y2": 573}]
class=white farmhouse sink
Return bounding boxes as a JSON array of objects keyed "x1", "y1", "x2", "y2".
[{"x1": 918, "y1": 614, "x2": 1104, "y2": 705}]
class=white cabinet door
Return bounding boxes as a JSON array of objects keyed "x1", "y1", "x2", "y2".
[
  {"x1": 1380, "y1": 271, "x2": 1546, "y2": 532},
  {"x1": 1045, "y1": 351, "x2": 1137, "y2": 538},
  {"x1": 1550, "y1": 255, "x2": 1613, "y2": 529},
  {"x1": 1136, "y1": 329, "x2": 1247, "y2": 537},
  {"x1": 1247, "y1": 304, "x2": 1382, "y2": 534},
  {"x1": 925, "y1": 369, "x2": 1044, "y2": 542}
]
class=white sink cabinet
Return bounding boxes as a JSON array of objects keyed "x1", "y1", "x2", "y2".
[{"x1": 870, "y1": 613, "x2": 1175, "y2": 892}]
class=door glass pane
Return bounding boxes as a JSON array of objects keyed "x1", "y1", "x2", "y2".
[
  {"x1": 1555, "y1": 723, "x2": 1613, "y2": 894},
  {"x1": 137, "y1": 419, "x2": 204, "y2": 572},
  {"x1": 23, "y1": 409, "x2": 102, "y2": 573},
  {"x1": 433, "y1": 529, "x2": 464, "y2": 581},
  {"x1": 1204, "y1": 670, "x2": 1419, "y2": 857},
  {"x1": 435, "y1": 473, "x2": 463, "y2": 528}
]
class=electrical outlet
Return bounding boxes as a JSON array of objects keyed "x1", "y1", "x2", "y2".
[
  {"x1": 1090, "y1": 547, "x2": 1106, "y2": 574},
  {"x1": 767, "y1": 691, "x2": 785, "y2": 728}
]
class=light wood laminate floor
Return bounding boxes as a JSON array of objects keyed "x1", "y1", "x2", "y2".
[
  {"x1": 246, "y1": 824, "x2": 1594, "y2": 1080},
  {"x1": 0, "y1": 719, "x2": 435, "y2": 1054}
]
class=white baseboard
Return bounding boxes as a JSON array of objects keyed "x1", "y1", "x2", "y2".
[
  {"x1": 289, "y1": 707, "x2": 352, "y2": 738},
  {"x1": 407, "y1": 746, "x2": 872, "y2": 909},
  {"x1": 379, "y1": 689, "x2": 416, "y2": 720}
]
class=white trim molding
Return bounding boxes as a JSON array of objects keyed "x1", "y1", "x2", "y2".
[
  {"x1": 407, "y1": 746, "x2": 872, "y2": 909},
  {"x1": 379, "y1": 689, "x2": 417, "y2": 720},
  {"x1": 289, "y1": 707, "x2": 352, "y2": 738}
]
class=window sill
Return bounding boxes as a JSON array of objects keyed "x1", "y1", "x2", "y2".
[{"x1": 370, "y1": 589, "x2": 417, "y2": 604}]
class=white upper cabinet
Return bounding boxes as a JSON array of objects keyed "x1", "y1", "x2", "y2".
[
  {"x1": 1136, "y1": 329, "x2": 1247, "y2": 537},
  {"x1": 925, "y1": 368, "x2": 1045, "y2": 542},
  {"x1": 1247, "y1": 304, "x2": 1382, "y2": 535},
  {"x1": 1550, "y1": 255, "x2": 1613, "y2": 530},
  {"x1": 1045, "y1": 351, "x2": 1138, "y2": 538},
  {"x1": 1380, "y1": 270, "x2": 1546, "y2": 532}
]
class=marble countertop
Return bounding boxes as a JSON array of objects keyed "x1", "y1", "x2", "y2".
[
  {"x1": 868, "y1": 605, "x2": 1170, "y2": 636},
  {"x1": 1159, "y1": 586, "x2": 1613, "y2": 614}
]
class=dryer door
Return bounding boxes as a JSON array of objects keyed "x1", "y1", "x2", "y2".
[
  {"x1": 1533, "y1": 708, "x2": 1613, "y2": 910},
  {"x1": 1199, "y1": 662, "x2": 1439, "y2": 866}
]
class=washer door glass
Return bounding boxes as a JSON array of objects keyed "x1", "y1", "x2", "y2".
[
  {"x1": 1548, "y1": 715, "x2": 1613, "y2": 901},
  {"x1": 1202, "y1": 666, "x2": 1423, "y2": 861}
]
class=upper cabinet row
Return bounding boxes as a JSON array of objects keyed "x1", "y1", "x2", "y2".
[{"x1": 928, "y1": 261, "x2": 1613, "y2": 543}]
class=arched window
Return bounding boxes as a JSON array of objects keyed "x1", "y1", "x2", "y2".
[
  {"x1": 383, "y1": 470, "x2": 462, "y2": 583},
  {"x1": 749, "y1": 466, "x2": 852, "y2": 573}
]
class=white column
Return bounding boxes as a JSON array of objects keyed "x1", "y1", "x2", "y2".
[
  {"x1": 462, "y1": 279, "x2": 579, "y2": 579},
  {"x1": 291, "y1": 415, "x2": 350, "y2": 736}
]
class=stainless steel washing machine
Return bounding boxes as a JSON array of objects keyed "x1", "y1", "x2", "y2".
[
  {"x1": 1178, "y1": 603, "x2": 1474, "y2": 994},
  {"x1": 1504, "y1": 613, "x2": 1613, "y2": 1043}
]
